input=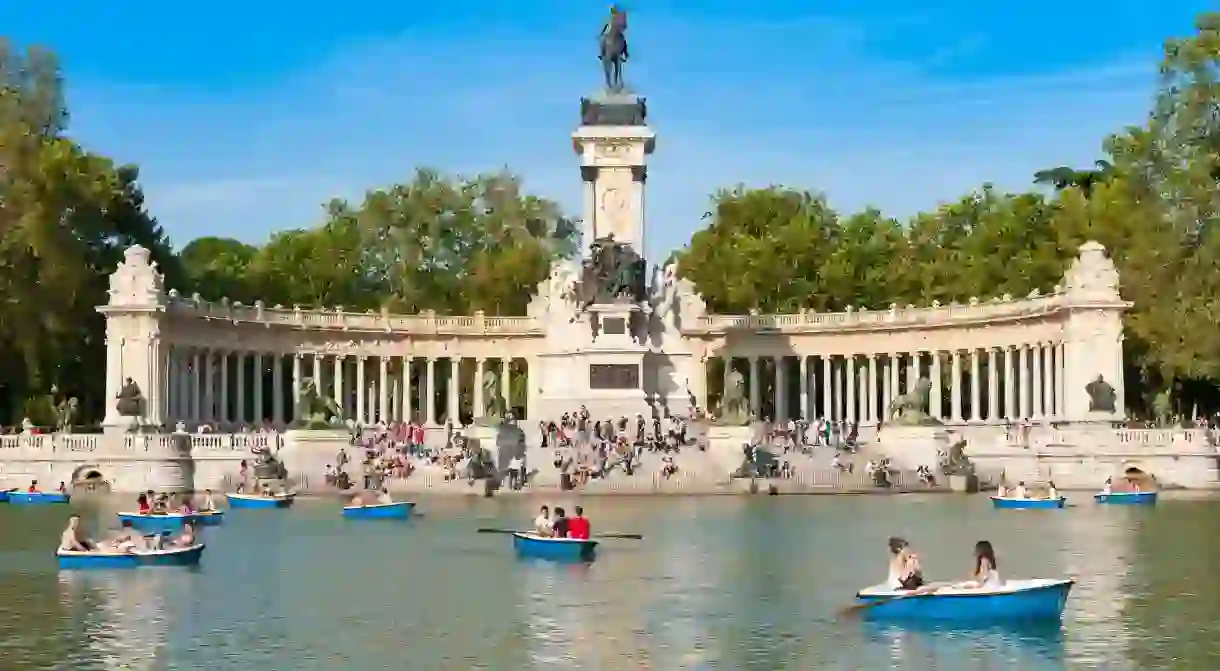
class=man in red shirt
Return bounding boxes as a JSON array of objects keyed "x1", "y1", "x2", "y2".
[{"x1": 567, "y1": 506, "x2": 591, "y2": 540}]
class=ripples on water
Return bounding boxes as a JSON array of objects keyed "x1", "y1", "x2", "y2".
[{"x1": 0, "y1": 494, "x2": 1217, "y2": 669}]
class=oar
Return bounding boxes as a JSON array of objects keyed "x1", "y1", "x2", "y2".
[
  {"x1": 477, "y1": 527, "x2": 524, "y2": 534},
  {"x1": 838, "y1": 583, "x2": 947, "y2": 618},
  {"x1": 593, "y1": 533, "x2": 643, "y2": 540}
]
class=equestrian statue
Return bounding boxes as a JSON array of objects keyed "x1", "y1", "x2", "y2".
[{"x1": 599, "y1": 5, "x2": 629, "y2": 91}]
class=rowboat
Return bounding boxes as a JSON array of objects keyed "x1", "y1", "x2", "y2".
[
  {"x1": 511, "y1": 532, "x2": 598, "y2": 561},
  {"x1": 116, "y1": 511, "x2": 198, "y2": 532},
  {"x1": 225, "y1": 492, "x2": 295, "y2": 509},
  {"x1": 56, "y1": 543, "x2": 206, "y2": 570},
  {"x1": 194, "y1": 510, "x2": 225, "y2": 526},
  {"x1": 342, "y1": 501, "x2": 414, "y2": 520},
  {"x1": 991, "y1": 496, "x2": 1066, "y2": 510},
  {"x1": 1094, "y1": 491, "x2": 1157, "y2": 505},
  {"x1": 0, "y1": 489, "x2": 12, "y2": 503},
  {"x1": 10, "y1": 491, "x2": 70, "y2": 505},
  {"x1": 855, "y1": 578, "x2": 1073, "y2": 621}
]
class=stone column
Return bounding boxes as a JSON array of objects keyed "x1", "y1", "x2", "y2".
[
  {"x1": 845, "y1": 356, "x2": 856, "y2": 423},
  {"x1": 202, "y1": 351, "x2": 214, "y2": 422},
  {"x1": 723, "y1": 357, "x2": 733, "y2": 413},
  {"x1": 1019, "y1": 345, "x2": 1030, "y2": 419},
  {"x1": 379, "y1": 356, "x2": 390, "y2": 423},
  {"x1": 1042, "y1": 344, "x2": 1054, "y2": 420},
  {"x1": 402, "y1": 356, "x2": 414, "y2": 422},
  {"x1": 950, "y1": 351, "x2": 962, "y2": 422},
  {"x1": 1003, "y1": 346, "x2": 1016, "y2": 420},
  {"x1": 501, "y1": 358, "x2": 511, "y2": 409},
  {"x1": 447, "y1": 357, "x2": 460, "y2": 423},
  {"x1": 831, "y1": 360, "x2": 841, "y2": 420},
  {"x1": 218, "y1": 351, "x2": 230, "y2": 423},
  {"x1": 311, "y1": 355, "x2": 322, "y2": 393},
  {"x1": 969, "y1": 349, "x2": 981, "y2": 422},
  {"x1": 888, "y1": 354, "x2": 900, "y2": 409},
  {"x1": 822, "y1": 357, "x2": 832, "y2": 421},
  {"x1": 356, "y1": 356, "x2": 367, "y2": 424},
  {"x1": 1056, "y1": 342, "x2": 1067, "y2": 418},
  {"x1": 799, "y1": 356, "x2": 809, "y2": 420},
  {"x1": 929, "y1": 352, "x2": 942, "y2": 420},
  {"x1": 252, "y1": 352, "x2": 264, "y2": 424},
  {"x1": 292, "y1": 353, "x2": 303, "y2": 422},
  {"x1": 690, "y1": 358, "x2": 708, "y2": 412},
  {"x1": 272, "y1": 355, "x2": 284, "y2": 426},
  {"x1": 882, "y1": 356, "x2": 893, "y2": 420},
  {"x1": 866, "y1": 354, "x2": 878, "y2": 424},
  {"x1": 234, "y1": 352, "x2": 246, "y2": 425},
  {"x1": 749, "y1": 357, "x2": 761, "y2": 418},
  {"x1": 1032, "y1": 342, "x2": 1044, "y2": 420},
  {"x1": 473, "y1": 358, "x2": 486, "y2": 417},
  {"x1": 774, "y1": 357, "x2": 786, "y2": 421},
  {"x1": 987, "y1": 348, "x2": 999, "y2": 422},
  {"x1": 333, "y1": 355, "x2": 344, "y2": 417},
  {"x1": 907, "y1": 352, "x2": 918, "y2": 393},
  {"x1": 426, "y1": 358, "x2": 437, "y2": 426}
]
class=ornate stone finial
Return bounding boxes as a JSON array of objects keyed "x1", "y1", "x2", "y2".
[
  {"x1": 1063, "y1": 240, "x2": 1120, "y2": 300},
  {"x1": 106, "y1": 245, "x2": 166, "y2": 308}
]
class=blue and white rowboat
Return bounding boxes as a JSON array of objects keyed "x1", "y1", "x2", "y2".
[
  {"x1": 511, "y1": 532, "x2": 598, "y2": 562},
  {"x1": 342, "y1": 501, "x2": 415, "y2": 520},
  {"x1": 56, "y1": 543, "x2": 206, "y2": 570},
  {"x1": 116, "y1": 512, "x2": 198, "y2": 532},
  {"x1": 10, "y1": 491, "x2": 70, "y2": 505},
  {"x1": 0, "y1": 489, "x2": 12, "y2": 503},
  {"x1": 225, "y1": 492, "x2": 295, "y2": 509},
  {"x1": 991, "y1": 496, "x2": 1066, "y2": 510},
  {"x1": 1095, "y1": 491, "x2": 1157, "y2": 505},
  {"x1": 855, "y1": 578, "x2": 1073, "y2": 622}
]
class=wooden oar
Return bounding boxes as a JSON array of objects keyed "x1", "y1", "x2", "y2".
[
  {"x1": 477, "y1": 527, "x2": 524, "y2": 534},
  {"x1": 476, "y1": 528, "x2": 642, "y2": 540},
  {"x1": 593, "y1": 533, "x2": 643, "y2": 540},
  {"x1": 838, "y1": 583, "x2": 947, "y2": 618}
]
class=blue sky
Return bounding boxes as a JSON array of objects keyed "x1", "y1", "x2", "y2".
[{"x1": 4, "y1": 1, "x2": 1212, "y2": 259}]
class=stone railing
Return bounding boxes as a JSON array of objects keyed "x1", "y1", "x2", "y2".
[
  {"x1": 0, "y1": 432, "x2": 279, "y2": 457},
  {"x1": 689, "y1": 292, "x2": 1066, "y2": 335},
  {"x1": 1000, "y1": 428, "x2": 1213, "y2": 452},
  {"x1": 165, "y1": 292, "x2": 542, "y2": 335},
  {"x1": 0, "y1": 434, "x2": 100, "y2": 452}
]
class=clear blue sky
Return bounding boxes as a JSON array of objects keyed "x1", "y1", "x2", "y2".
[{"x1": 4, "y1": 1, "x2": 1212, "y2": 258}]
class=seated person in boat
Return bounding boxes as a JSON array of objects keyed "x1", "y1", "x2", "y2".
[
  {"x1": 1013, "y1": 482, "x2": 1028, "y2": 499},
  {"x1": 376, "y1": 487, "x2": 393, "y2": 505},
  {"x1": 56, "y1": 482, "x2": 68, "y2": 494},
  {"x1": 1046, "y1": 481, "x2": 1059, "y2": 500},
  {"x1": 886, "y1": 537, "x2": 924, "y2": 590},
  {"x1": 996, "y1": 483, "x2": 1008, "y2": 497},
  {"x1": 551, "y1": 507, "x2": 571, "y2": 538},
  {"x1": 234, "y1": 481, "x2": 247, "y2": 494},
  {"x1": 533, "y1": 505, "x2": 553, "y2": 537},
  {"x1": 200, "y1": 489, "x2": 217, "y2": 512},
  {"x1": 137, "y1": 493, "x2": 152, "y2": 514},
  {"x1": 60, "y1": 515, "x2": 95, "y2": 552},
  {"x1": 172, "y1": 522, "x2": 197, "y2": 547},
  {"x1": 27, "y1": 479, "x2": 39, "y2": 493},
  {"x1": 103, "y1": 520, "x2": 141, "y2": 553},
  {"x1": 180, "y1": 497, "x2": 196, "y2": 514},
  {"x1": 955, "y1": 540, "x2": 1003, "y2": 590},
  {"x1": 568, "y1": 506, "x2": 591, "y2": 540},
  {"x1": 1101, "y1": 476, "x2": 1112, "y2": 495},
  {"x1": 152, "y1": 492, "x2": 168, "y2": 513},
  {"x1": 350, "y1": 492, "x2": 365, "y2": 506}
]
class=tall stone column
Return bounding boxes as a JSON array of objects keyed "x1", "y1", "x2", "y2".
[
  {"x1": 969, "y1": 349, "x2": 981, "y2": 422},
  {"x1": 333, "y1": 355, "x2": 345, "y2": 416},
  {"x1": 402, "y1": 356, "x2": 414, "y2": 422},
  {"x1": 501, "y1": 358, "x2": 511, "y2": 409},
  {"x1": 96, "y1": 245, "x2": 169, "y2": 430},
  {"x1": 1060, "y1": 241, "x2": 1130, "y2": 421},
  {"x1": 272, "y1": 355, "x2": 284, "y2": 426},
  {"x1": 219, "y1": 351, "x2": 230, "y2": 424},
  {"x1": 907, "y1": 352, "x2": 918, "y2": 393},
  {"x1": 866, "y1": 354, "x2": 878, "y2": 424},
  {"x1": 235, "y1": 352, "x2": 246, "y2": 425},
  {"x1": 831, "y1": 361, "x2": 841, "y2": 420},
  {"x1": 193, "y1": 352, "x2": 203, "y2": 423},
  {"x1": 799, "y1": 357, "x2": 809, "y2": 420},
  {"x1": 1056, "y1": 342, "x2": 1067, "y2": 418},
  {"x1": 845, "y1": 356, "x2": 856, "y2": 423},
  {"x1": 1042, "y1": 344, "x2": 1055, "y2": 420},
  {"x1": 473, "y1": 358, "x2": 486, "y2": 417},
  {"x1": 987, "y1": 348, "x2": 999, "y2": 422},
  {"x1": 929, "y1": 352, "x2": 942, "y2": 420},
  {"x1": 203, "y1": 351, "x2": 215, "y2": 422},
  {"x1": 447, "y1": 358, "x2": 460, "y2": 423},
  {"x1": 379, "y1": 356, "x2": 390, "y2": 423},
  {"x1": 1019, "y1": 345, "x2": 1030, "y2": 419},
  {"x1": 292, "y1": 353, "x2": 303, "y2": 422},
  {"x1": 1003, "y1": 346, "x2": 1016, "y2": 420},
  {"x1": 253, "y1": 352, "x2": 264, "y2": 424},
  {"x1": 950, "y1": 351, "x2": 962, "y2": 422},
  {"x1": 426, "y1": 358, "x2": 437, "y2": 426},
  {"x1": 822, "y1": 357, "x2": 833, "y2": 421},
  {"x1": 748, "y1": 357, "x2": 761, "y2": 418},
  {"x1": 1032, "y1": 342, "x2": 1044, "y2": 419},
  {"x1": 774, "y1": 357, "x2": 786, "y2": 421},
  {"x1": 882, "y1": 356, "x2": 893, "y2": 420},
  {"x1": 690, "y1": 357, "x2": 707, "y2": 414},
  {"x1": 888, "y1": 354, "x2": 900, "y2": 410},
  {"x1": 356, "y1": 356, "x2": 367, "y2": 424}
]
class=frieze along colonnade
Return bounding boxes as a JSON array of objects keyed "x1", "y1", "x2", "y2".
[{"x1": 98, "y1": 239, "x2": 1129, "y2": 433}]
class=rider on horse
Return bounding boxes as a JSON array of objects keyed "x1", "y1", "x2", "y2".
[{"x1": 602, "y1": 6, "x2": 629, "y2": 60}]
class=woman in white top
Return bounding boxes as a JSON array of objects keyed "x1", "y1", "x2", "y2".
[
  {"x1": 1046, "y1": 481, "x2": 1059, "y2": 500},
  {"x1": 1100, "y1": 476, "x2": 1113, "y2": 495},
  {"x1": 957, "y1": 540, "x2": 1003, "y2": 590},
  {"x1": 886, "y1": 537, "x2": 924, "y2": 590}
]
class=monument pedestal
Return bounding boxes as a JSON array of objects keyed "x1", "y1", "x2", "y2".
[
  {"x1": 536, "y1": 301, "x2": 652, "y2": 419},
  {"x1": 876, "y1": 425, "x2": 950, "y2": 471},
  {"x1": 705, "y1": 424, "x2": 756, "y2": 479}
]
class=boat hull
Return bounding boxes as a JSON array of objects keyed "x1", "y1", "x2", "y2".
[
  {"x1": 226, "y1": 493, "x2": 295, "y2": 509},
  {"x1": 116, "y1": 512, "x2": 198, "y2": 532},
  {"x1": 511, "y1": 533, "x2": 598, "y2": 561},
  {"x1": 0, "y1": 489, "x2": 10, "y2": 503},
  {"x1": 10, "y1": 491, "x2": 70, "y2": 505},
  {"x1": 342, "y1": 501, "x2": 415, "y2": 519},
  {"x1": 1095, "y1": 492, "x2": 1157, "y2": 505},
  {"x1": 856, "y1": 579, "x2": 1073, "y2": 622},
  {"x1": 56, "y1": 544, "x2": 206, "y2": 570},
  {"x1": 991, "y1": 496, "x2": 1066, "y2": 509},
  {"x1": 194, "y1": 510, "x2": 225, "y2": 526}
]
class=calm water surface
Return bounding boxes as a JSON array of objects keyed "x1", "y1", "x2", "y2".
[{"x1": 1, "y1": 493, "x2": 1218, "y2": 670}]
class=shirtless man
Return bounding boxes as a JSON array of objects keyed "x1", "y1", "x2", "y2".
[
  {"x1": 59, "y1": 515, "x2": 94, "y2": 552},
  {"x1": 172, "y1": 522, "x2": 197, "y2": 548}
]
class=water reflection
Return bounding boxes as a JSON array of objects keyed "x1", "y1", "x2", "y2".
[
  {"x1": 57, "y1": 569, "x2": 179, "y2": 670},
  {"x1": 861, "y1": 620, "x2": 1066, "y2": 669},
  {"x1": 1058, "y1": 504, "x2": 1133, "y2": 667}
]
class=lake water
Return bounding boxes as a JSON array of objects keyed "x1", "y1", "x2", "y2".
[{"x1": 1, "y1": 493, "x2": 1218, "y2": 670}]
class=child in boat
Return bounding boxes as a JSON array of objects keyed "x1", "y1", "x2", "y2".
[
  {"x1": 887, "y1": 537, "x2": 924, "y2": 590},
  {"x1": 956, "y1": 540, "x2": 1003, "y2": 590}
]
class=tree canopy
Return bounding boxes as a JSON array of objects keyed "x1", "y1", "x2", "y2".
[{"x1": 11, "y1": 12, "x2": 1220, "y2": 422}]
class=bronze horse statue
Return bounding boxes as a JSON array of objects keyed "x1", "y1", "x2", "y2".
[{"x1": 600, "y1": 6, "x2": 629, "y2": 91}]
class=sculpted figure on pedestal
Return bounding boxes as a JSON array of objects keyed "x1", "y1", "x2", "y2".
[
  {"x1": 115, "y1": 378, "x2": 144, "y2": 418},
  {"x1": 887, "y1": 378, "x2": 942, "y2": 426},
  {"x1": 476, "y1": 369, "x2": 508, "y2": 426},
  {"x1": 1086, "y1": 375, "x2": 1117, "y2": 413},
  {"x1": 714, "y1": 369, "x2": 751, "y2": 426},
  {"x1": 292, "y1": 378, "x2": 345, "y2": 429}
]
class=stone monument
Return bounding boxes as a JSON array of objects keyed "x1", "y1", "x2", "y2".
[{"x1": 876, "y1": 377, "x2": 951, "y2": 471}]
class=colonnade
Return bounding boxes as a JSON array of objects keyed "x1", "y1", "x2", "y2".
[
  {"x1": 163, "y1": 348, "x2": 530, "y2": 427},
  {"x1": 709, "y1": 343, "x2": 1066, "y2": 425}
]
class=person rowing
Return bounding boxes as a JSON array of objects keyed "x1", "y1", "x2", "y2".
[
  {"x1": 533, "y1": 505, "x2": 552, "y2": 537},
  {"x1": 199, "y1": 489, "x2": 217, "y2": 512},
  {"x1": 886, "y1": 537, "x2": 924, "y2": 590},
  {"x1": 551, "y1": 507, "x2": 571, "y2": 538},
  {"x1": 1014, "y1": 481, "x2": 1028, "y2": 499},
  {"x1": 171, "y1": 522, "x2": 197, "y2": 548},
  {"x1": 568, "y1": 506, "x2": 591, "y2": 540},
  {"x1": 59, "y1": 515, "x2": 95, "y2": 552},
  {"x1": 102, "y1": 519, "x2": 141, "y2": 553}
]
